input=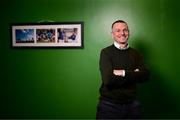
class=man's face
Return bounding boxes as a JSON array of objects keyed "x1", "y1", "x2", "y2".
[{"x1": 111, "y1": 22, "x2": 129, "y2": 44}]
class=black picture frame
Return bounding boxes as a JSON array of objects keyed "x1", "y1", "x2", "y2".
[{"x1": 11, "y1": 22, "x2": 84, "y2": 48}]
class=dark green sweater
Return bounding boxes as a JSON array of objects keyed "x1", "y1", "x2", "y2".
[{"x1": 99, "y1": 44, "x2": 149, "y2": 103}]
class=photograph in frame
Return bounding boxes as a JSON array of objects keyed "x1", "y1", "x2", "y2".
[{"x1": 11, "y1": 22, "x2": 84, "y2": 48}]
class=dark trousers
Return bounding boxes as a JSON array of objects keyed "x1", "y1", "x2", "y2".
[{"x1": 96, "y1": 99, "x2": 141, "y2": 119}]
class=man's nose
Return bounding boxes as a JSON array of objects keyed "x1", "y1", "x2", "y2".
[{"x1": 120, "y1": 31, "x2": 125, "y2": 35}]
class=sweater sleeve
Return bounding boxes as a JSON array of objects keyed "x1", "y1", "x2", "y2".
[
  {"x1": 125, "y1": 53, "x2": 150, "y2": 83},
  {"x1": 99, "y1": 49, "x2": 126, "y2": 87}
]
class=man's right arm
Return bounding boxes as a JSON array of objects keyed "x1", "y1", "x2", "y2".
[{"x1": 99, "y1": 49, "x2": 125, "y2": 87}]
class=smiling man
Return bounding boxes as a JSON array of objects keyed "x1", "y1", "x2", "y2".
[{"x1": 96, "y1": 20, "x2": 150, "y2": 119}]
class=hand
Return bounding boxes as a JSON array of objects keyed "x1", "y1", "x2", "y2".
[
  {"x1": 113, "y1": 70, "x2": 125, "y2": 76},
  {"x1": 134, "y1": 68, "x2": 139, "y2": 72}
]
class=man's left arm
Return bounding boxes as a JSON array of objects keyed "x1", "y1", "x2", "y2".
[
  {"x1": 113, "y1": 55, "x2": 150, "y2": 83},
  {"x1": 125, "y1": 54, "x2": 150, "y2": 83},
  {"x1": 125, "y1": 68, "x2": 150, "y2": 83}
]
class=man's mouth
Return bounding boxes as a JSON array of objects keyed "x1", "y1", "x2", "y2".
[{"x1": 118, "y1": 35, "x2": 126, "y2": 39}]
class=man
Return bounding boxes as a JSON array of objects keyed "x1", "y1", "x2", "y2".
[{"x1": 96, "y1": 20, "x2": 150, "y2": 119}]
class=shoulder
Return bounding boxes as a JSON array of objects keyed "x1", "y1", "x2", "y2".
[
  {"x1": 128, "y1": 47, "x2": 143, "y2": 58},
  {"x1": 101, "y1": 44, "x2": 114, "y2": 53},
  {"x1": 129, "y1": 47, "x2": 138, "y2": 53}
]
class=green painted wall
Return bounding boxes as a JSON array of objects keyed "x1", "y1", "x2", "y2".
[{"x1": 1, "y1": 0, "x2": 180, "y2": 119}]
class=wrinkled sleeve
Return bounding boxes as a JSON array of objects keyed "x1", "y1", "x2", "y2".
[
  {"x1": 125, "y1": 54, "x2": 150, "y2": 83},
  {"x1": 99, "y1": 49, "x2": 126, "y2": 88}
]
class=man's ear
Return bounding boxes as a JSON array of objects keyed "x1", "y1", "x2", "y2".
[{"x1": 111, "y1": 31, "x2": 114, "y2": 39}]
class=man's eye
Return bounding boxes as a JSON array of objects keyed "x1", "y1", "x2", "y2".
[{"x1": 123, "y1": 29, "x2": 128, "y2": 32}]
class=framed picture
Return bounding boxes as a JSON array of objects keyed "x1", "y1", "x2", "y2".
[{"x1": 11, "y1": 22, "x2": 84, "y2": 48}]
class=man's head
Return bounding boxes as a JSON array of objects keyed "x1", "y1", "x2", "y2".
[{"x1": 111, "y1": 20, "x2": 129, "y2": 45}]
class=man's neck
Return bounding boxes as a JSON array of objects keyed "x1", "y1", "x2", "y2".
[
  {"x1": 114, "y1": 41, "x2": 129, "y2": 50},
  {"x1": 119, "y1": 43, "x2": 128, "y2": 49}
]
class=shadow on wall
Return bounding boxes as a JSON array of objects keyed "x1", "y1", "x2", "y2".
[{"x1": 133, "y1": 37, "x2": 179, "y2": 119}]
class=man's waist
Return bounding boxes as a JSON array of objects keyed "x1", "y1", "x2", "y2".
[{"x1": 100, "y1": 95, "x2": 136, "y2": 104}]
